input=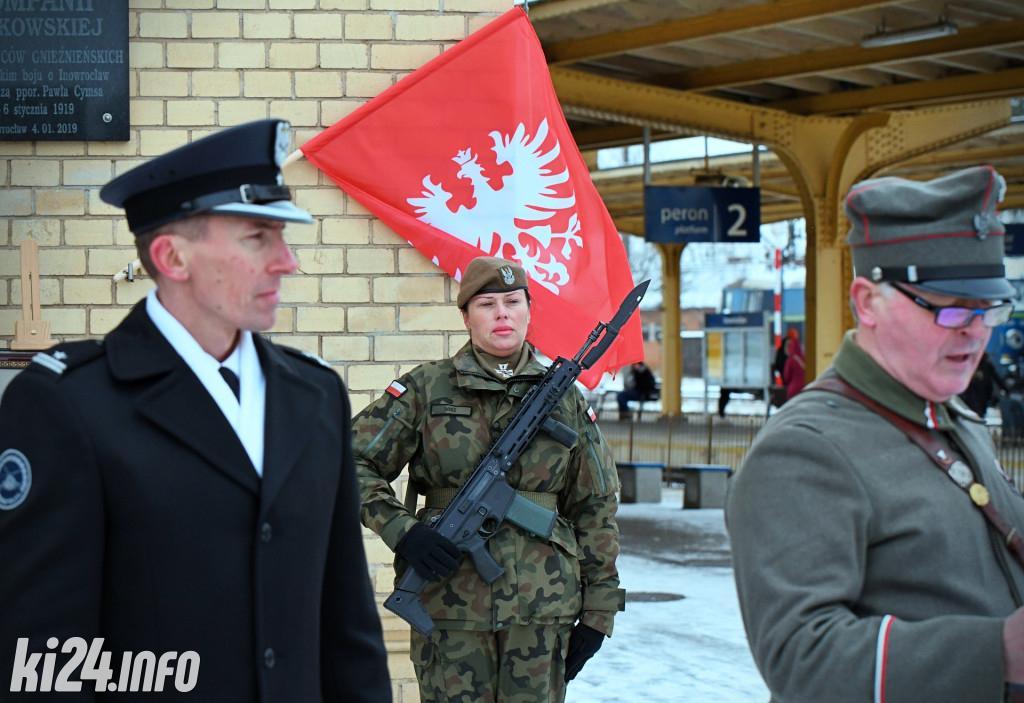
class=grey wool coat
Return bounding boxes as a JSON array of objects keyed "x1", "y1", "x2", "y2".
[{"x1": 727, "y1": 331, "x2": 1024, "y2": 703}]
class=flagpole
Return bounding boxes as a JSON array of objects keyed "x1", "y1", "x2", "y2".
[{"x1": 283, "y1": 149, "x2": 305, "y2": 168}]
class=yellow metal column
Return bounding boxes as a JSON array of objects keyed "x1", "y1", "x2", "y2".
[{"x1": 656, "y1": 242, "x2": 685, "y2": 416}]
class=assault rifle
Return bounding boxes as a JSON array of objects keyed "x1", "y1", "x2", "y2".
[{"x1": 385, "y1": 280, "x2": 650, "y2": 636}]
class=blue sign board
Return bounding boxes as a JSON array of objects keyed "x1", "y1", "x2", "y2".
[
  {"x1": 704, "y1": 312, "x2": 765, "y2": 328},
  {"x1": 644, "y1": 186, "x2": 761, "y2": 243}
]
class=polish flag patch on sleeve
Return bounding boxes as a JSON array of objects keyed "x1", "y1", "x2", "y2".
[
  {"x1": 386, "y1": 380, "x2": 407, "y2": 398},
  {"x1": 587, "y1": 406, "x2": 598, "y2": 423}
]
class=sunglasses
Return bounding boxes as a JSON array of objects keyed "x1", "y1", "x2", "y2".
[{"x1": 890, "y1": 282, "x2": 1013, "y2": 329}]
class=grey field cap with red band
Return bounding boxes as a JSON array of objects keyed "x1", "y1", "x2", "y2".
[
  {"x1": 100, "y1": 119, "x2": 313, "y2": 235},
  {"x1": 456, "y1": 256, "x2": 530, "y2": 309},
  {"x1": 845, "y1": 165, "x2": 1015, "y2": 301}
]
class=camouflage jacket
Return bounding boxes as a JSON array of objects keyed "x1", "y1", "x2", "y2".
[{"x1": 352, "y1": 341, "x2": 624, "y2": 635}]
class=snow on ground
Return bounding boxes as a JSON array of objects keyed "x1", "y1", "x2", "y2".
[{"x1": 566, "y1": 490, "x2": 770, "y2": 703}]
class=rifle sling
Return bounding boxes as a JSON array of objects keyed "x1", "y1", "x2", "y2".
[
  {"x1": 809, "y1": 376, "x2": 1024, "y2": 572},
  {"x1": 425, "y1": 487, "x2": 558, "y2": 512}
]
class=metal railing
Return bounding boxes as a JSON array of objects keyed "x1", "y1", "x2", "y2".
[{"x1": 600, "y1": 415, "x2": 1024, "y2": 490}]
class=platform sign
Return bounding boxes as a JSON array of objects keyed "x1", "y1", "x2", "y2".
[
  {"x1": 0, "y1": 0, "x2": 129, "y2": 141},
  {"x1": 644, "y1": 186, "x2": 761, "y2": 244}
]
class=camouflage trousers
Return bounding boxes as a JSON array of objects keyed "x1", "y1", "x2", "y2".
[{"x1": 410, "y1": 624, "x2": 573, "y2": 703}]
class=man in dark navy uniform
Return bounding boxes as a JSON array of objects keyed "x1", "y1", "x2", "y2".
[{"x1": 0, "y1": 120, "x2": 391, "y2": 701}]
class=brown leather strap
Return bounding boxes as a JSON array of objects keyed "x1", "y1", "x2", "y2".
[{"x1": 808, "y1": 376, "x2": 1024, "y2": 572}]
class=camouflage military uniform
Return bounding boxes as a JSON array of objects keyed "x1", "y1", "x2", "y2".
[{"x1": 353, "y1": 341, "x2": 624, "y2": 702}]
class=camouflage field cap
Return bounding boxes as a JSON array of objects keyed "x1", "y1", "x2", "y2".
[
  {"x1": 456, "y1": 256, "x2": 529, "y2": 309},
  {"x1": 845, "y1": 165, "x2": 1014, "y2": 300},
  {"x1": 100, "y1": 119, "x2": 313, "y2": 235}
]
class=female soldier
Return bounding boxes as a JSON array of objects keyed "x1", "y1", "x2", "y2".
[{"x1": 351, "y1": 256, "x2": 624, "y2": 703}]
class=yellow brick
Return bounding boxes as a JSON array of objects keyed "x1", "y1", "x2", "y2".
[
  {"x1": 139, "y1": 129, "x2": 189, "y2": 156},
  {"x1": 130, "y1": 42, "x2": 164, "y2": 69},
  {"x1": 139, "y1": 71, "x2": 190, "y2": 97},
  {"x1": 345, "y1": 14, "x2": 393, "y2": 40},
  {"x1": 322, "y1": 0, "x2": 364, "y2": 9},
  {"x1": 138, "y1": 12, "x2": 188, "y2": 38},
  {"x1": 347, "y1": 247, "x2": 395, "y2": 274},
  {"x1": 12, "y1": 278, "x2": 60, "y2": 307},
  {"x1": 48, "y1": 308, "x2": 88, "y2": 335},
  {"x1": 269, "y1": 42, "x2": 318, "y2": 69},
  {"x1": 371, "y1": 43, "x2": 441, "y2": 71},
  {"x1": 0, "y1": 190, "x2": 32, "y2": 216},
  {"x1": 322, "y1": 276, "x2": 370, "y2": 303},
  {"x1": 322, "y1": 218, "x2": 371, "y2": 245},
  {"x1": 348, "y1": 362, "x2": 400, "y2": 391},
  {"x1": 167, "y1": 42, "x2": 215, "y2": 68},
  {"x1": 270, "y1": 0, "x2": 316, "y2": 8},
  {"x1": 64, "y1": 215, "x2": 121, "y2": 246},
  {"x1": 218, "y1": 42, "x2": 266, "y2": 69},
  {"x1": 126, "y1": 99, "x2": 163, "y2": 125},
  {"x1": 243, "y1": 71, "x2": 293, "y2": 98},
  {"x1": 322, "y1": 334, "x2": 370, "y2": 362},
  {"x1": 88, "y1": 191, "x2": 123, "y2": 219},
  {"x1": 36, "y1": 190, "x2": 86, "y2": 216},
  {"x1": 363, "y1": 535, "x2": 396, "y2": 563},
  {"x1": 13, "y1": 219, "x2": 61, "y2": 247},
  {"x1": 266, "y1": 334, "x2": 320, "y2": 355},
  {"x1": 218, "y1": 0, "x2": 265, "y2": 8},
  {"x1": 64, "y1": 160, "x2": 114, "y2": 187},
  {"x1": 296, "y1": 306, "x2": 346, "y2": 332},
  {"x1": 295, "y1": 189, "x2": 347, "y2": 217},
  {"x1": 192, "y1": 71, "x2": 241, "y2": 96},
  {"x1": 374, "y1": 334, "x2": 443, "y2": 361},
  {"x1": 374, "y1": 276, "x2": 444, "y2": 303},
  {"x1": 88, "y1": 139, "x2": 139, "y2": 158},
  {"x1": 371, "y1": 0, "x2": 437, "y2": 9},
  {"x1": 167, "y1": 100, "x2": 217, "y2": 126},
  {"x1": 346, "y1": 71, "x2": 396, "y2": 98},
  {"x1": 399, "y1": 305, "x2": 464, "y2": 332},
  {"x1": 115, "y1": 280, "x2": 155, "y2": 306},
  {"x1": 0, "y1": 248, "x2": 21, "y2": 276},
  {"x1": 295, "y1": 247, "x2": 345, "y2": 274},
  {"x1": 279, "y1": 275, "x2": 319, "y2": 303},
  {"x1": 370, "y1": 221, "x2": 407, "y2": 246},
  {"x1": 322, "y1": 98, "x2": 367, "y2": 126},
  {"x1": 165, "y1": 0, "x2": 213, "y2": 7},
  {"x1": 321, "y1": 42, "x2": 368, "y2": 69},
  {"x1": 348, "y1": 307, "x2": 396, "y2": 333},
  {"x1": 89, "y1": 307, "x2": 131, "y2": 336},
  {"x1": 217, "y1": 101, "x2": 268, "y2": 125},
  {"x1": 192, "y1": 12, "x2": 241, "y2": 38},
  {"x1": 64, "y1": 278, "x2": 113, "y2": 305},
  {"x1": 267, "y1": 100, "x2": 317, "y2": 126},
  {"x1": 87, "y1": 248, "x2": 140, "y2": 276},
  {"x1": 294, "y1": 13, "x2": 343, "y2": 39},
  {"x1": 35, "y1": 143, "x2": 85, "y2": 159},
  {"x1": 295, "y1": 71, "x2": 343, "y2": 98},
  {"x1": 12, "y1": 160, "x2": 59, "y2": 187},
  {"x1": 243, "y1": 12, "x2": 293, "y2": 39},
  {"x1": 396, "y1": 14, "x2": 465, "y2": 41},
  {"x1": 449, "y1": 0, "x2": 502, "y2": 10},
  {"x1": 267, "y1": 306, "x2": 294, "y2": 333}
]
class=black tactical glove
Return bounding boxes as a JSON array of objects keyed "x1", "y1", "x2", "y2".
[
  {"x1": 395, "y1": 522, "x2": 461, "y2": 582},
  {"x1": 564, "y1": 623, "x2": 604, "y2": 682}
]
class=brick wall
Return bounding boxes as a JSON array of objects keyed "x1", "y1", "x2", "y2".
[{"x1": 0, "y1": 2, "x2": 511, "y2": 700}]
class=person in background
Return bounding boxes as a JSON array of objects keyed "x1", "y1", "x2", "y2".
[
  {"x1": 351, "y1": 256, "x2": 624, "y2": 703},
  {"x1": 0, "y1": 120, "x2": 391, "y2": 702},
  {"x1": 727, "y1": 165, "x2": 1024, "y2": 702},
  {"x1": 960, "y1": 351, "x2": 1009, "y2": 418},
  {"x1": 782, "y1": 335, "x2": 805, "y2": 401},
  {"x1": 617, "y1": 360, "x2": 658, "y2": 420}
]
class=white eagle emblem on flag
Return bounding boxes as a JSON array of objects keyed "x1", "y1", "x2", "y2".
[{"x1": 406, "y1": 119, "x2": 582, "y2": 294}]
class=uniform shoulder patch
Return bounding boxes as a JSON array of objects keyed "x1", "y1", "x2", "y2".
[
  {"x1": 0, "y1": 449, "x2": 32, "y2": 510},
  {"x1": 29, "y1": 340, "x2": 104, "y2": 378},
  {"x1": 280, "y1": 345, "x2": 331, "y2": 369}
]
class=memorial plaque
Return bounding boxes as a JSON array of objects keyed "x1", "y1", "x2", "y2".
[{"x1": 0, "y1": 0, "x2": 129, "y2": 142}]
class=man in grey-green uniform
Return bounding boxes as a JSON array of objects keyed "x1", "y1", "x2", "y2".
[
  {"x1": 352, "y1": 256, "x2": 624, "y2": 703},
  {"x1": 727, "y1": 165, "x2": 1024, "y2": 702}
]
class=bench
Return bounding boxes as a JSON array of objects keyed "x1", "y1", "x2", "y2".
[
  {"x1": 616, "y1": 461, "x2": 665, "y2": 503},
  {"x1": 602, "y1": 383, "x2": 660, "y2": 421},
  {"x1": 665, "y1": 464, "x2": 732, "y2": 509}
]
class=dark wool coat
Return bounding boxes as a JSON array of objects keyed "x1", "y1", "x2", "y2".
[{"x1": 0, "y1": 303, "x2": 391, "y2": 702}]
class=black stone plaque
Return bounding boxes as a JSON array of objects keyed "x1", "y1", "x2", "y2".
[{"x1": 0, "y1": 0, "x2": 128, "y2": 142}]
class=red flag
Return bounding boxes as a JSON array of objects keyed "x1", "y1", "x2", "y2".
[{"x1": 301, "y1": 7, "x2": 643, "y2": 388}]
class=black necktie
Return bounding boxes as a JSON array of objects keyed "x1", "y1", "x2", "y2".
[{"x1": 219, "y1": 367, "x2": 241, "y2": 401}]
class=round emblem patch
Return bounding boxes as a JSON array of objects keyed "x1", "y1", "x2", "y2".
[{"x1": 0, "y1": 449, "x2": 32, "y2": 510}]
